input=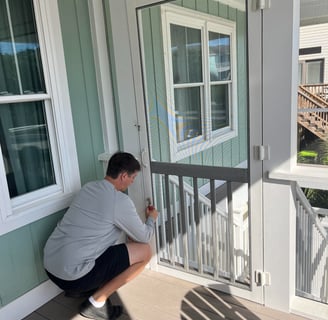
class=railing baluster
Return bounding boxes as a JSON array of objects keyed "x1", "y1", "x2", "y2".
[
  {"x1": 193, "y1": 177, "x2": 203, "y2": 274},
  {"x1": 179, "y1": 175, "x2": 189, "y2": 271},
  {"x1": 210, "y1": 179, "x2": 219, "y2": 279},
  {"x1": 163, "y1": 174, "x2": 174, "y2": 265},
  {"x1": 154, "y1": 175, "x2": 160, "y2": 257},
  {"x1": 227, "y1": 181, "x2": 235, "y2": 283},
  {"x1": 172, "y1": 183, "x2": 181, "y2": 262},
  {"x1": 157, "y1": 174, "x2": 167, "y2": 260}
]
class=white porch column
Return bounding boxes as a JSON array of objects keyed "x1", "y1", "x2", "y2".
[{"x1": 262, "y1": 0, "x2": 300, "y2": 312}]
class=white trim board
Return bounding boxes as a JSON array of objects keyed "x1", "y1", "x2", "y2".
[
  {"x1": 291, "y1": 296, "x2": 328, "y2": 320},
  {"x1": 0, "y1": 280, "x2": 62, "y2": 320}
]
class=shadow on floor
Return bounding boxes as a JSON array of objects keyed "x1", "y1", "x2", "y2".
[{"x1": 180, "y1": 286, "x2": 261, "y2": 320}]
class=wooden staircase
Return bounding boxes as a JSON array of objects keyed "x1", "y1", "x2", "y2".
[{"x1": 298, "y1": 84, "x2": 328, "y2": 141}]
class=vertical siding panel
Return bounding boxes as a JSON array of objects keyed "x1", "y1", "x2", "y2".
[
  {"x1": 213, "y1": 144, "x2": 223, "y2": 167},
  {"x1": 229, "y1": 9, "x2": 247, "y2": 166},
  {"x1": 151, "y1": 7, "x2": 171, "y2": 162},
  {"x1": 203, "y1": 147, "x2": 214, "y2": 166},
  {"x1": 74, "y1": 0, "x2": 104, "y2": 179},
  {"x1": 231, "y1": 137, "x2": 240, "y2": 166},
  {"x1": 142, "y1": 9, "x2": 161, "y2": 161},
  {"x1": 30, "y1": 212, "x2": 65, "y2": 283},
  {"x1": 237, "y1": 10, "x2": 248, "y2": 163},
  {"x1": 174, "y1": 0, "x2": 183, "y2": 5},
  {"x1": 190, "y1": 151, "x2": 204, "y2": 185},
  {"x1": 208, "y1": 0, "x2": 219, "y2": 16},
  {"x1": 218, "y1": 3, "x2": 228, "y2": 19},
  {"x1": 216, "y1": 3, "x2": 237, "y2": 168},
  {"x1": 196, "y1": 0, "x2": 208, "y2": 13},
  {"x1": 103, "y1": 0, "x2": 123, "y2": 148},
  {"x1": 222, "y1": 140, "x2": 232, "y2": 167},
  {"x1": 228, "y1": 6, "x2": 237, "y2": 21},
  {"x1": 58, "y1": 0, "x2": 93, "y2": 183},
  {"x1": 178, "y1": 156, "x2": 193, "y2": 185},
  {"x1": 0, "y1": 227, "x2": 38, "y2": 306},
  {"x1": 182, "y1": 0, "x2": 196, "y2": 10},
  {"x1": 58, "y1": 0, "x2": 103, "y2": 184}
]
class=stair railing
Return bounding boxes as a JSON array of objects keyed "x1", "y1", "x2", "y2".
[
  {"x1": 298, "y1": 85, "x2": 328, "y2": 140},
  {"x1": 295, "y1": 183, "x2": 328, "y2": 303}
]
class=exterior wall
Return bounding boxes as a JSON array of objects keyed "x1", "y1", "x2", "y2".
[
  {"x1": 299, "y1": 23, "x2": 328, "y2": 83},
  {"x1": 0, "y1": 211, "x2": 64, "y2": 307},
  {"x1": 141, "y1": 0, "x2": 247, "y2": 168},
  {"x1": 0, "y1": 0, "x2": 107, "y2": 308}
]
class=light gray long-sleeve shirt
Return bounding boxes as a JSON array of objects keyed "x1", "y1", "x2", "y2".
[{"x1": 43, "y1": 179, "x2": 155, "y2": 280}]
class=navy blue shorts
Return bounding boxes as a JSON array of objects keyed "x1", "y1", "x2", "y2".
[{"x1": 46, "y1": 243, "x2": 130, "y2": 293}]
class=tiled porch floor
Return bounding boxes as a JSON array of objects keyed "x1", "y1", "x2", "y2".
[{"x1": 24, "y1": 269, "x2": 310, "y2": 320}]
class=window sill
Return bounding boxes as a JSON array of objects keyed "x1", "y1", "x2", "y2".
[
  {"x1": 0, "y1": 191, "x2": 76, "y2": 236},
  {"x1": 173, "y1": 129, "x2": 237, "y2": 162}
]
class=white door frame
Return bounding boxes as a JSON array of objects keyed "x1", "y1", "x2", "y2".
[
  {"x1": 108, "y1": 0, "x2": 264, "y2": 304},
  {"x1": 261, "y1": 0, "x2": 300, "y2": 313}
]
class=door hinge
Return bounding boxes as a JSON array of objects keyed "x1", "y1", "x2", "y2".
[
  {"x1": 255, "y1": 270, "x2": 271, "y2": 286},
  {"x1": 254, "y1": 145, "x2": 270, "y2": 161},
  {"x1": 253, "y1": 0, "x2": 271, "y2": 11}
]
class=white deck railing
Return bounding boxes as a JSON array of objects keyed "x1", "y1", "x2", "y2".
[
  {"x1": 295, "y1": 183, "x2": 328, "y2": 303},
  {"x1": 151, "y1": 161, "x2": 250, "y2": 287}
]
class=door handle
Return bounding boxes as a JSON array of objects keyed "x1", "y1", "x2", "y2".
[{"x1": 141, "y1": 148, "x2": 148, "y2": 168}]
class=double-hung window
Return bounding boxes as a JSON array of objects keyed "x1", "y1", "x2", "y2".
[
  {"x1": 0, "y1": 0, "x2": 80, "y2": 234},
  {"x1": 162, "y1": 5, "x2": 237, "y2": 161}
]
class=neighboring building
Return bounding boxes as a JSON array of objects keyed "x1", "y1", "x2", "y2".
[{"x1": 299, "y1": 23, "x2": 328, "y2": 84}]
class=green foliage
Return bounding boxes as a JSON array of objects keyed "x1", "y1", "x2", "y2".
[
  {"x1": 298, "y1": 138, "x2": 328, "y2": 209},
  {"x1": 298, "y1": 150, "x2": 318, "y2": 164},
  {"x1": 302, "y1": 187, "x2": 328, "y2": 209}
]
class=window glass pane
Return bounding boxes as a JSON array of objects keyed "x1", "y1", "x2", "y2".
[
  {"x1": 0, "y1": 0, "x2": 45, "y2": 95},
  {"x1": 0, "y1": 0, "x2": 19, "y2": 94},
  {"x1": 0, "y1": 101, "x2": 55, "y2": 197},
  {"x1": 171, "y1": 24, "x2": 202, "y2": 84},
  {"x1": 298, "y1": 62, "x2": 303, "y2": 84},
  {"x1": 211, "y1": 84, "x2": 229, "y2": 131},
  {"x1": 174, "y1": 87, "x2": 202, "y2": 143},
  {"x1": 209, "y1": 32, "x2": 231, "y2": 81},
  {"x1": 306, "y1": 60, "x2": 323, "y2": 84}
]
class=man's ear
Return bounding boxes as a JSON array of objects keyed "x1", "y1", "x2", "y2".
[{"x1": 120, "y1": 171, "x2": 128, "y2": 180}]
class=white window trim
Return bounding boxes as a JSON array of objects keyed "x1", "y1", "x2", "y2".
[
  {"x1": 0, "y1": 0, "x2": 81, "y2": 235},
  {"x1": 161, "y1": 4, "x2": 238, "y2": 162}
]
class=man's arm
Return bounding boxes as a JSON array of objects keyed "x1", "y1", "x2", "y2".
[{"x1": 114, "y1": 196, "x2": 158, "y2": 243}]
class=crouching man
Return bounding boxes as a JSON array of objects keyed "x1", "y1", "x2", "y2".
[{"x1": 44, "y1": 152, "x2": 158, "y2": 320}]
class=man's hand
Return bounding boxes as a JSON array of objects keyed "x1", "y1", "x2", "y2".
[{"x1": 146, "y1": 205, "x2": 158, "y2": 220}]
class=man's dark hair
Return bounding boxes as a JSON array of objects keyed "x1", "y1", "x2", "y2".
[{"x1": 106, "y1": 152, "x2": 141, "y2": 178}]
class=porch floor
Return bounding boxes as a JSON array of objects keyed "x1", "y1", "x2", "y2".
[{"x1": 24, "y1": 269, "x2": 310, "y2": 320}]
